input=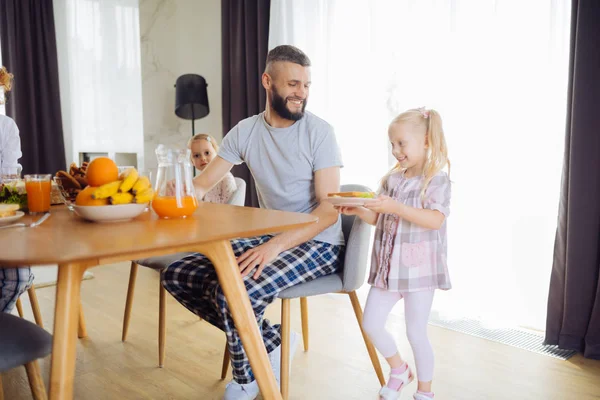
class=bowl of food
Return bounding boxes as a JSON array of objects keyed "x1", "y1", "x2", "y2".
[
  {"x1": 69, "y1": 163, "x2": 154, "y2": 222},
  {"x1": 72, "y1": 203, "x2": 148, "y2": 223},
  {"x1": 53, "y1": 162, "x2": 90, "y2": 209}
]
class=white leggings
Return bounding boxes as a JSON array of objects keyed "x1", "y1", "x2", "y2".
[{"x1": 363, "y1": 287, "x2": 435, "y2": 382}]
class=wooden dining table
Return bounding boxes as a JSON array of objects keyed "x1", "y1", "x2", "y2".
[{"x1": 0, "y1": 203, "x2": 318, "y2": 400}]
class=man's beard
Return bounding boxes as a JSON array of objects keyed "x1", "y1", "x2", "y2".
[{"x1": 271, "y1": 84, "x2": 307, "y2": 121}]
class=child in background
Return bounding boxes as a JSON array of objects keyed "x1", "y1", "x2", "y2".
[
  {"x1": 338, "y1": 107, "x2": 451, "y2": 400},
  {"x1": 189, "y1": 134, "x2": 237, "y2": 203}
]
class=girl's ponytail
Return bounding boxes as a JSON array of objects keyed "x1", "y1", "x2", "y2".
[{"x1": 420, "y1": 109, "x2": 450, "y2": 201}]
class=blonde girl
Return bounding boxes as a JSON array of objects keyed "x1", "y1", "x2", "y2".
[
  {"x1": 188, "y1": 133, "x2": 237, "y2": 203},
  {"x1": 338, "y1": 107, "x2": 451, "y2": 400}
]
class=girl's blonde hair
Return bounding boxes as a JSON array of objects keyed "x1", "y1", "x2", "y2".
[
  {"x1": 0, "y1": 66, "x2": 14, "y2": 105},
  {"x1": 381, "y1": 107, "x2": 450, "y2": 202},
  {"x1": 187, "y1": 133, "x2": 219, "y2": 159}
]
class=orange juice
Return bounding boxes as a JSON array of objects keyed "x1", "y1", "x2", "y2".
[
  {"x1": 152, "y1": 195, "x2": 197, "y2": 218},
  {"x1": 25, "y1": 180, "x2": 51, "y2": 213}
]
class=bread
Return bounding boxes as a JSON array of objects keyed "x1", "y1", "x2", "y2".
[
  {"x1": 0, "y1": 203, "x2": 20, "y2": 217},
  {"x1": 327, "y1": 191, "x2": 376, "y2": 198}
]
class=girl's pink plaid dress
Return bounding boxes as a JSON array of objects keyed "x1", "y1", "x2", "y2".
[{"x1": 369, "y1": 171, "x2": 451, "y2": 292}]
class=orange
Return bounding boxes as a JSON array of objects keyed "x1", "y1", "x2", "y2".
[
  {"x1": 86, "y1": 157, "x2": 118, "y2": 187},
  {"x1": 75, "y1": 186, "x2": 109, "y2": 206}
]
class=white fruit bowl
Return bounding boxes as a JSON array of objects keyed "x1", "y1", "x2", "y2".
[{"x1": 72, "y1": 203, "x2": 148, "y2": 223}]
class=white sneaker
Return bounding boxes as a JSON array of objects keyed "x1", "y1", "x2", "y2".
[
  {"x1": 223, "y1": 380, "x2": 259, "y2": 400},
  {"x1": 268, "y1": 331, "x2": 300, "y2": 386},
  {"x1": 379, "y1": 363, "x2": 414, "y2": 400},
  {"x1": 413, "y1": 393, "x2": 434, "y2": 400}
]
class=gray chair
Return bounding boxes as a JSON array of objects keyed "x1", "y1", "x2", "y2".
[
  {"x1": 120, "y1": 177, "x2": 246, "y2": 367},
  {"x1": 221, "y1": 184, "x2": 385, "y2": 399},
  {"x1": 0, "y1": 312, "x2": 52, "y2": 400}
]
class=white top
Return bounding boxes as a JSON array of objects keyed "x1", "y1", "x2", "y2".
[{"x1": 0, "y1": 114, "x2": 22, "y2": 175}]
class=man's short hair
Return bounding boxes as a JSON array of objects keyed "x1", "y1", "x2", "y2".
[{"x1": 265, "y1": 45, "x2": 311, "y2": 76}]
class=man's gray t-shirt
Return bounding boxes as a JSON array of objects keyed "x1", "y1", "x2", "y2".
[{"x1": 219, "y1": 111, "x2": 345, "y2": 246}]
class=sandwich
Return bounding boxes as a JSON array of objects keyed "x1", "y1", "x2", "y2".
[
  {"x1": 0, "y1": 182, "x2": 28, "y2": 209},
  {"x1": 327, "y1": 191, "x2": 376, "y2": 199},
  {"x1": 0, "y1": 203, "x2": 20, "y2": 218}
]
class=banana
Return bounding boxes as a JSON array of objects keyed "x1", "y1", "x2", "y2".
[
  {"x1": 119, "y1": 168, "x2": 139, "y2": 193},
  {"x1": 133, "y1": 188, "x2": 154, "y2": 204},
  {"x1": 92, "y1": 180, "x2": 122, "y2": 199},
  {"x1": 109, "y1": 192, "x2": 134, "y2": 205},
  {"x1": 131, "y1": 176, "x2": 151, "y2": 195}
]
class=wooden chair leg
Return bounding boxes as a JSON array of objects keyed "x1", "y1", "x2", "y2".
[
  {"x1": 158, "y1": 282, "x2": 167, "y2": 368},
  {"x1": 300, "y1": 297, "x2": 309, "y2": 352},
  {"x1": 78, "y1": 302, "x2": 87, "y2": 338},
  {"x1": 281, "y1": 298, "x2": 291, "y2": 400},
  {"x1": 16, "y1": 297, "x2": 24, "y2": 317},
  {"x1": 348, "y1": 291, "x2": 386, "y2": 386},
  {"x1": 0, "y1": 374, "x2": 4, "y2": 400},
  {"x1": 24, "y1": 360, "x2": 48, "y2": 400},
  {"x1": 27, "y1": 285, "x2": 44, "y2": 328},
  {"x1": 221, "y1": 341, "x2": 230, "y2": 380},
  {"x1": 122, "y1": 261, "x2": 139, "y2": 341}
]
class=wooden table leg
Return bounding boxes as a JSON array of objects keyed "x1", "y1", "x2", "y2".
[
  {"x1": 77, "y1": 304, "x2": 87, "y2": 339},
  {"x1": 200, "y1": 240, "x2": 282, "y2": 400},
  {"x1": 49, "y1": 263, "x2": 88, "y2": 400}
]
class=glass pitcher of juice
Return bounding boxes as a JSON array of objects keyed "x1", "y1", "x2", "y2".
[{"x1": 152, "y1": 145, "x2": 198, "y2": 218}]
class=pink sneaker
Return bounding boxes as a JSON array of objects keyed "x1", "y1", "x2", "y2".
[{"x1": 378, "y1": 364, "x2": 414, "y2": 400}]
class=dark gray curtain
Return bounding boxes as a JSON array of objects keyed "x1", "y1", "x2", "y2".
[
  {"x1": 221, "y1": 0, "x2": 270, "y2": 208},
  {"x1": 545, "y1": 0, "x2": 600, "y2": 359},
  {"x1": 0, "y1": 0, "x2": 66, "y2": 175}
]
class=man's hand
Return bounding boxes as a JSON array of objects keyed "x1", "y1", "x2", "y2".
[
  {"x1": 165, "y1": 180, "x2": 190, "y2": 197},
  {"x1": 237, "y1": 241, "x2": 285, "y2": 279},
  {"x1": 364, "y1": 195, "x2": 399, "y2": 214}
]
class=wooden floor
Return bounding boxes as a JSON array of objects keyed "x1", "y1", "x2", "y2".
[{"x1": 3, "y1": 262, "x2": 600, "y2": 400}]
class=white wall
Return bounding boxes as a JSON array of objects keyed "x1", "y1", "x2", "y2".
[{"x1": 139, "y1": 0, "x2": 222, "y2": 171}]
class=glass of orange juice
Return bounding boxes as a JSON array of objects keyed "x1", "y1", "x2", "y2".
[{"x1": 24, "y1": 174, "x2": 52, "y2": 214}]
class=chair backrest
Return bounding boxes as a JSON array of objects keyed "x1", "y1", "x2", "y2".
[
  {"x1": 339, "y1": 183, "x2": 374, "y2": 292},
  {"x1": 227, "y1": 177, "x2": 247, "y2": 206},
  {"x1": 0, "y1": 312, "x2": 52, "y2": 372}
]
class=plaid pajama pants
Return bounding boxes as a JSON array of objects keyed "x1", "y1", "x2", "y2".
[
  {"x1": 161, "y1": 235, "x2": 343, "y2": 384},
  {"x1": 0, "y1": 267, "x2": 34, "y2": 313}
]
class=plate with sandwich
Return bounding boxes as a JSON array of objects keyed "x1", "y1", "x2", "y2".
[
  {"x1": 0, "y1": 204, "x2": 25, "y2": 224},
  {"x1": 325, "y1": 191, "x2": 377, "y2": 207}
]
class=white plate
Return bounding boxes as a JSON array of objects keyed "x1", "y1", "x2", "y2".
[
  {"x1": 72, "y1": 203, "x2": 148, "y2": 223},
  {"x1": 0, "y1": 210, "x2": 25, "y2": 224},
  {"x1": 324, "y1": 197, "x2": 377, "y2": 207}
]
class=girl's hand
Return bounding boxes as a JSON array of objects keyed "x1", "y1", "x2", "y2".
[
  {"x1": 364, "y1": 195, "x2": 399, "y2": 214},
  {"x1": 335, "y1": 206, "x2": 363, "y2": 216}
]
